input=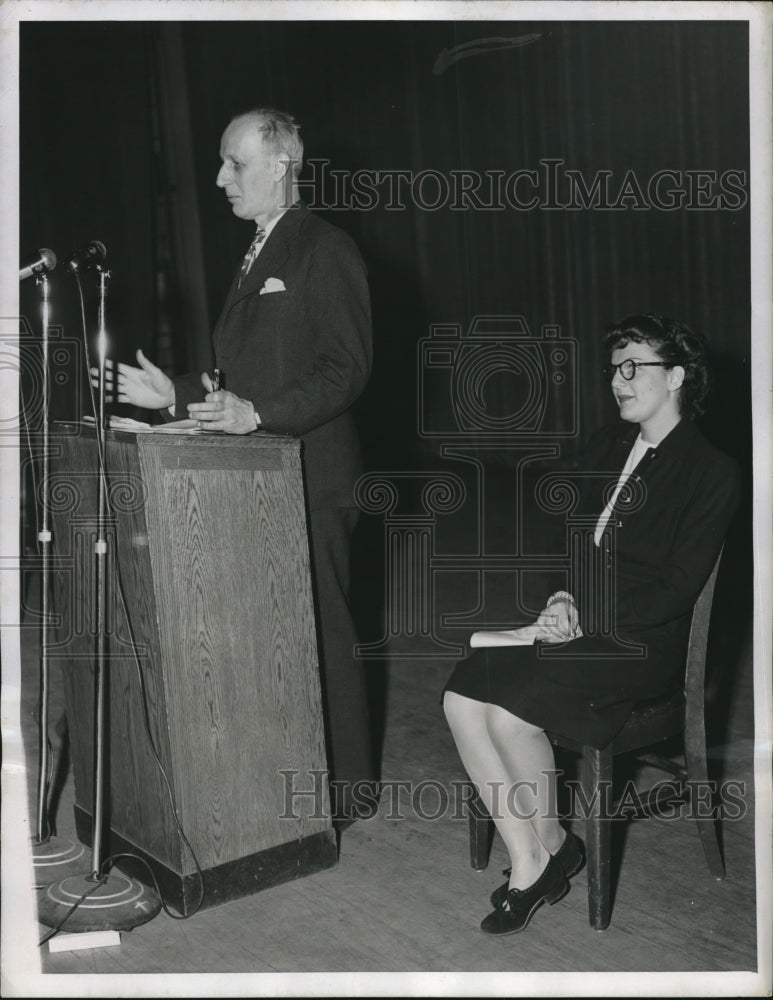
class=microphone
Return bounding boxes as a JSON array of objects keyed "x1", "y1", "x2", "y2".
[
  {"x1": 65, "y1": 240, "x2": 107, "y2": 273},
  {"x1": 19, "y1": 248, "x2": 57, "y2": 281}
]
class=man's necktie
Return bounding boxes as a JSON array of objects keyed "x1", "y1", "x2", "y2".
[{"x1": 238, "y1": 226, "x2": 267, "y2": 287}]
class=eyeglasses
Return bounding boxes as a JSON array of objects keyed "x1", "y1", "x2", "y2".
[{"x1": 602, "y1": 360, "x2": 668, "y2": 381}]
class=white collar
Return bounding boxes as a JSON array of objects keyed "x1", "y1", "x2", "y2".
[{"x1": 257, "y1": 210, "x2": 287, "y2": 240}]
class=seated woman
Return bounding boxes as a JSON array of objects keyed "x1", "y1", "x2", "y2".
[{"x1": 443, "y1": 313, "x2": 741, "y2": 936}]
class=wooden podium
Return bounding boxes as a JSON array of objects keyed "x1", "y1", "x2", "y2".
[{"x1": 49, "y1": 424, "x2": 336, "y2": 914}]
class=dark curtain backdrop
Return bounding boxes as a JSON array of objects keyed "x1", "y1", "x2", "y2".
[
  {"x1": 21, "y1": 19, "x2": 750, "y2": 465},
  {"x1": 21, "y1": 24, "x2": 159, "y2": 421},
  {"x1": 19, "y1": 17, "x2": 752, "y2": 743}
]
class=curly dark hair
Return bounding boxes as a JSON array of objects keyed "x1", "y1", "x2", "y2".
[{"x1": 602, "y1": 313, "x2": 712, "y2": 420}]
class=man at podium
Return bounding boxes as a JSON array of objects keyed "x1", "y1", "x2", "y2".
[{"x1": 104, "y1": 107, "x2": 375, "y2": 823}]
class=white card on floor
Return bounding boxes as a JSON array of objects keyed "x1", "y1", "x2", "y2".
[{"x1": 49, "y1": 930, "x2": 121, "y2": 952}]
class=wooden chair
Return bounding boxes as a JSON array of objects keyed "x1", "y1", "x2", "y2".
[{"x1": 467, "y1": 553, "x2": 725, "y2": 930}]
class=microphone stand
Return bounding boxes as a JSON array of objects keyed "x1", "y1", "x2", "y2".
[
  {"x1": 92, "y1": 265, "x2": 109, "y2": 877},
  {"x1": 30, "y1": 269, "x2": 87, "y2": 881},
  {"x1": 38, "y1": 265, "x2": 161, "y2": 936}
]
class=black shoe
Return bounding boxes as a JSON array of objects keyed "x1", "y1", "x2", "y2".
[
  {"x1": 489, "y1": 830, "x2": 584, "y2": 907},
  {"x1": 480, "y1": 855, "x2": 569, "y2": 936}
]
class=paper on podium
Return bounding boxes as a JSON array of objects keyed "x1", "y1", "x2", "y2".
[
  {"x1": 131, "y1": 418, "x2": 201, "y2": 434},
  {"x1": 82, "y1": 415, "x2": 201, "y2": 434},
  {"x1": 469, "y1": 624, "x2": 543, "y2": 648}
]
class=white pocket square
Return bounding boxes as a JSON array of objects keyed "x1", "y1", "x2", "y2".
[{"x1": 260, "y1": 277, "x2": 286, "y2": 295}]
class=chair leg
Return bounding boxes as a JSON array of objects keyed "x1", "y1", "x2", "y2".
[
  {"x1": 467, "y1": 785, "x2": 492, "y2": 871},
  {"x1": 685, "y1": 720, "x2": 725, "y2": 879},
  {"x1": 582, "y1": 746, "x2": 614, "y2": 930}
]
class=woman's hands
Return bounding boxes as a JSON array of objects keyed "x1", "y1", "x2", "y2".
[
  {"x1": 91, "y1": 349, "x2": 175, "y2": 411},
  {"x1": 534, "y1": 595, "x2": 582, "y2": 643}
]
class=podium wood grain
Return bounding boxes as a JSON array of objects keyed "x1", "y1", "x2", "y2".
[{"x1": 50, "y1": 425, "x2": 335, "y2": 911}]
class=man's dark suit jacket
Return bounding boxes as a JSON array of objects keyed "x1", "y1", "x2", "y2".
[{"x1": 173, "y1": 203, "x2": 372, "y2": 511}]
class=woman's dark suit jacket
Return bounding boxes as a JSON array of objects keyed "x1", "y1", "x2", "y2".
[
  {"x1": 445, "y1": 417, "x2": 743, "y2": 748},
  {"x1": 563, "y1": 417, "x2": 741, "y2": 644}
]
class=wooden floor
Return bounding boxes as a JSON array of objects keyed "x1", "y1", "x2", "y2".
[{"x1": 8, "y1": 503, "x2": 768, "y2": 995}]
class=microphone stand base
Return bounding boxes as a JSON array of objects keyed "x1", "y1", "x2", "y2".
[
  {"x1": 31, "y1": 836, "x2": 88, "y2": 888},
  {"x1": 37, "y1": 871, "x2": 162, "y2": 933}
]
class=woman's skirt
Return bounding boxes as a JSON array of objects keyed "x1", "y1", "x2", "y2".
[{"x1": 442, "y1": 632, "x2": 684, "y2": 749}]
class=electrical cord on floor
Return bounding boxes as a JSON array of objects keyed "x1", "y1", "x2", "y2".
[{"x1": 37, "y1": 877, "x2": 107, "y2": 947}]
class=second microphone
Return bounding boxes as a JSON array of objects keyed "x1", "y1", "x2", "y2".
[{"x1": 66, "y1": 240, "x2": 107, "y2": 273}]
